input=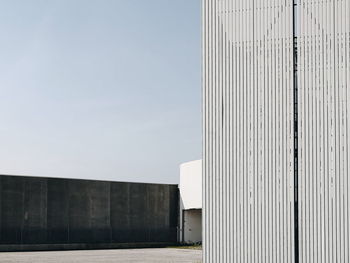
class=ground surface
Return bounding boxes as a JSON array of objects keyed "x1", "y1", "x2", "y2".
[{"x1": 0, "y1": 248, "x2": 202, "y2": 263}]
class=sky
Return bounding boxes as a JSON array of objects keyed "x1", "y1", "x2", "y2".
[{"x1": 0, "y1": 0, "x2": 201, "y2": 184}]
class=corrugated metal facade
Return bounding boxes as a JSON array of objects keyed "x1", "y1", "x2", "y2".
[
  {"x1": 203, "y1": 0, "x2": 295, "y2": 262},
  {"x1": 203, "y1": 0, "x2": 350, "y2": 262},
  {"x1": 298, "y1": 1, "x2": 350, "y2": 262}
]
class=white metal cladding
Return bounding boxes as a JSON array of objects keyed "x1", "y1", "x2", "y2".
[
  {"x1": 203, "y1": 0, "x2": 295, "y2": 262},
  {"x1": 298, "y1": 1, "x2": 350, "y2": 262}
]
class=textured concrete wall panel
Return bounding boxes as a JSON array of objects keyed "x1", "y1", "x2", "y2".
[{"x1": 0, "y1": 175, "x2": 178, "y2": 247}]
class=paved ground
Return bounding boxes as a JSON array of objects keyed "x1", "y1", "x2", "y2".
[{"x1": 0, "y1": 248, "x2": 202, "y2": 263}]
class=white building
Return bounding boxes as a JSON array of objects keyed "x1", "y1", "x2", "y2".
[
  {"x1": 179, "y1": 160, "x2": 202, "y2": 244},
  {"x1": 203, "y1": 0, "x2": 350, "y2": 262}
]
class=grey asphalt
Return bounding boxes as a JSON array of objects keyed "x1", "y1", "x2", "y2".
[{"x1": 0, "y1": 248, "x2": 202, "y2": 263}]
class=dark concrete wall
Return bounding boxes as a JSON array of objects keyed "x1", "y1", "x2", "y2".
[{"x1": 0, "y1": 175, "x2": 178, "y2": 247}]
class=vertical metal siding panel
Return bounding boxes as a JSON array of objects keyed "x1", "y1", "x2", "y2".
[
  {"x1": 257, "y1": 2, "x2": 262, "y2": 262},
  {"x1": 336, "y1": 2, "x2": 340, "y2": 262},
  {"x1": 203, "y1": 0, "x2": 207, "y2": 260},
  {"x1": 215, "y1": 0, "x2": 219, "y2": 260},
  {"x1": 315, "y1": 2, "x2": 321, "y2": 262},
  {"x1": 289, "y1": 1, "x2": 295, "y2": 261},
  {"x1": 340, "y1": 3, "x2": 346, "y2": 262},
  {"x1": 222, "y1": 1, "x2": 227, "y2": 261},
  {"x1": 289, "y1": 3, "x2": 296, "y2": 262},
  {"x1": 233, "y1": 0, "x2": 237, "y2": 259},
  {"x1": 319, "y1": 1, "x2": 323, "y2": 262},
  {"x1": 283, "y1": 4, "x2": 287, "y2": 262},
  {"x1": 342, "y1": 3, "x2": 347, "y2": 261},
  {"x1": 211, "y1": 0, "x2": 215, "y2": 258},
  {"x1": 321, "y1": 3, "x2": 326, "y2": 262},
  {"x1": 212, "y1": 0, "x2": 216, "y2": 259},
  {"x1": 263, "y1": 2, "x2": 268, "y2": 261},
  {"x1": 299, "y1": 2, "x2": 303, "y2": 261},
  {"x1": 253, "y1": 2, "x2": 258, "y2": 262},
  {"x1": 331, "y1": 2, "x2": 336, "y2": 260},
  {"x1": 203, "y1": 0, "x2": 206, "y2": 258},
  {"x1": 309, "y1": 1, "x2": 317, "y2": 262},
  {"x1": 298, "y1": 0, "x2": 350, "y2": 262},
  {"x1": 312, "y1": 1, "x2": 316, "y2": 261},
  {"x1": 202, "y1": 0, "x2": 205, "y2": 260},
  {"x1": 299, "y1": 2, "x2": 304, "y2": 259},
  {"x1": 299, "y1": 1, "x2": 303, "y2": 260},
  {"x1": 238, "y1": 1, "x2": 243, "y2": 261},
  {"x1": 210, "y1": 0, "x2": 214, "y2": 260},
  {"x1": 203, "y1": 1, "x2": 295, "y2": 262},
  {"x1": 205, "y1": 0, "x2": 209, "y2": 258},
  {"x1": 348, "y1": 1, "x2": 350, "y2": 260},
  {"x1": 325, "y1": 2, "x2": 330, "y2": 262},
  {"x1": 270, "y1": 1, "x2": 274, "y2": 261},
  {"x1": 260, "y1": 3, "x2": 265, "y2": 262},
  {"x1": 338, "y1": 1, "x2": 342, "y2": 260},
  {"x1": 227, "y1": 0, "x2": 231, "y2": 258},
  {"x1": 327, "y1": 2, "x2": 332, "y2": 261},
  {"x1": 218, "y1": 3, "x2": 222, "y2": 260},
  {"x1": 278, "y1": 3, "x2": 282, "y2": 262},
  {"x1": 346, "y1": 2, "x2": 350, "y2": 262}
]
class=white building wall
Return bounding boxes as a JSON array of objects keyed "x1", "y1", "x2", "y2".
[
  {"x1": 183, "y1": 210, "x2": 202, "y2": 244},
  {"x1": 298, "y1": 1, "x2": 350, "y2": 262},
  {"x1": 203, "y1": 1, "x2": 295, "y2": 262},
  {"x1": 179, "y1": 160, "x2": 202, "y2": 244},
  {"x1": 203, "y1": 0, "x2": 350, "y2": 262}
]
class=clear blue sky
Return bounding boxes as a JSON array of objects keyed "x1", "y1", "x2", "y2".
[{"x1": 0, "y1": 0, "x2": 201, "y2": 184}]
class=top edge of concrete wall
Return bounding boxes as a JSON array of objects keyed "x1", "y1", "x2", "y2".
[{"x1": 0, "y1": 174, "x2": 178, "y2": 187}]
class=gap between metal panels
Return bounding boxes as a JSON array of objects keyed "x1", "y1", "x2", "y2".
[{"x1": 292, "y1": 1, "x2": 299, "y2": 263}]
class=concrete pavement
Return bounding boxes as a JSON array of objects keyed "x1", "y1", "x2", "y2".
[{"x1": 0, "y1": 248, "x2": 202, "y2": 263}]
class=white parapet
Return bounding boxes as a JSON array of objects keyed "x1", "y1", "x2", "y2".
[{"x1": 179, "y1": 160, "x2": 202, "y2": 210}]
